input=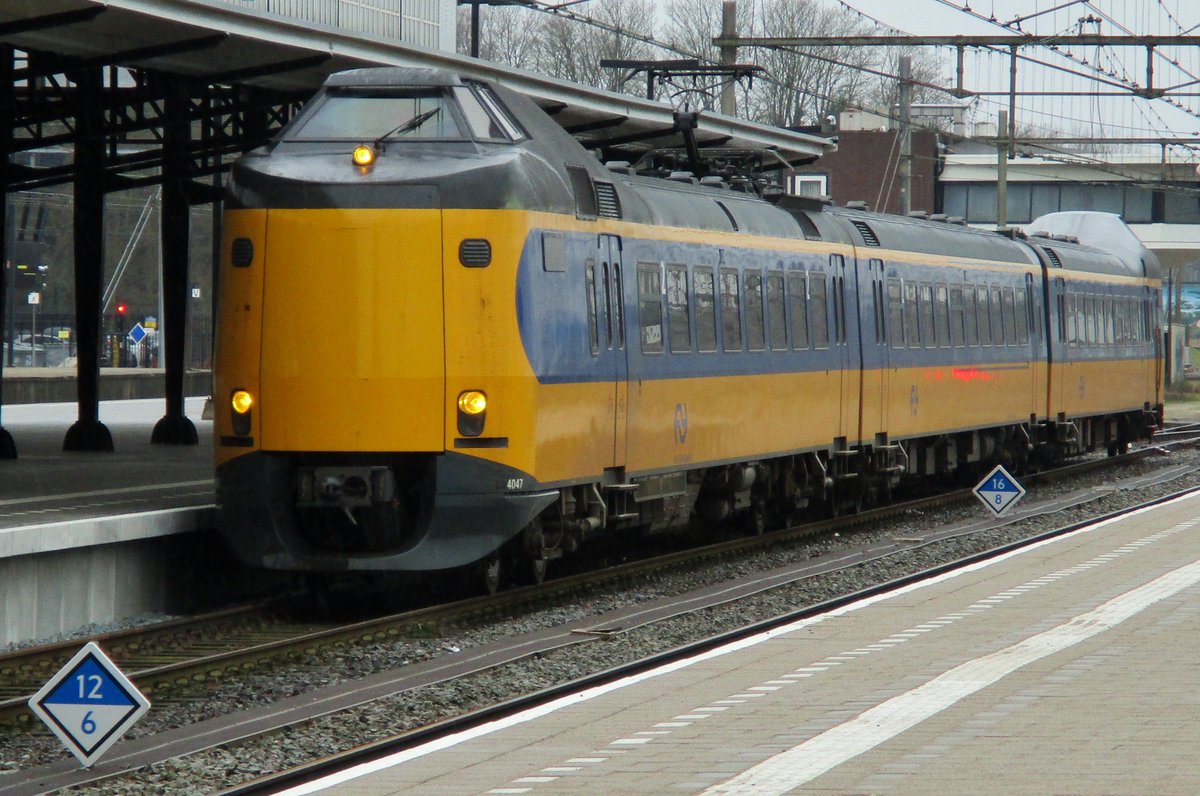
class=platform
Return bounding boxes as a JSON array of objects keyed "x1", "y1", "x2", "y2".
[
  {"x1": 293, "y1": 489, "x2": 1200, "y2": 795},
  {"x1": 0, "y1": 397, "x2": 216, "y2": 646}
]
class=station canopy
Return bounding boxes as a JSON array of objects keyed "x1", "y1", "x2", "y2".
[{"x1": 0, "y1": 0, "x2": 834, "y2": 168}]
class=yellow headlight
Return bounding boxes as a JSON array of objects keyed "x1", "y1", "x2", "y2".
[
  {"x1": 352, "y1": 145, "x2": 376, "y2": 167},
  {"x1": 231, "y1": 390, "x2": 254, "y2": 415},
  {"x1": 457, "y1": 390, "x2": 487, "y2": 415}
]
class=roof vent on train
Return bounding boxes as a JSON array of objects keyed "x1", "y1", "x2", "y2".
[
  {"x1": 930, "y1": 213, "x2": 948, "y2": 222},
  {"x1": 947, "y1": 216, "x2": 967, "y2": 225},
  {"x1": 668, "y1": 171, "x2": 697, "y2": 184},
  {"x1": 605, "y1": 160, "x2": 633, "y2": 174},
  {"x1": 845, "y1": 200, "x2": 870, "y2": 211},
  {"x1": 594, "y1": 181, "x2": 622, "y2": 218},
  {"x1": 699, "y1": 176, "x2": 729, "y2": 189},
  {"x1": 850, "y1": 219, "x2": 881, "y2": 246},
  {"x1": 1041, "y1": 246, "x2": 1064, "y2": 268},
  {"x1": 907, "y1": 210, "x2": 929, "y2": 220}
]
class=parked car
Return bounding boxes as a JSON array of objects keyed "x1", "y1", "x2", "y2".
[{"x1": 4, "y1": 334, "x2": 70, "y2": 367}]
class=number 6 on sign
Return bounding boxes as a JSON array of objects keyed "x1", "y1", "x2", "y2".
[
  {"x1": 27, "y1": 642, "x2": 151, "y2": 768},
  {"x1": 974, "y1": 464, "x2": 1026, "y2": 518}
]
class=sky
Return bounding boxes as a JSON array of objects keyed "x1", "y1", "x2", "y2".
[{"x1": 810, "y1": 0, "x2": 1200, "y2": 151}]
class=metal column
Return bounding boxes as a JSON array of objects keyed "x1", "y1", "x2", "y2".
[
  {"x1": 0, "y1": 47, "x2": 13, "y2": 458},
  {"x1": 151, "y1": 82, "x2": 197, "y2": 445},
  {"x1": 63, "y1": 67, "x2": 112, "y2": 452}
]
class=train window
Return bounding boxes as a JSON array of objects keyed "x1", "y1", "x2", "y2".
[
  {"x1": 462, "y1": 84, "x2": 526, "y2": 141},
  {"x1": 666, "y1": 265, "x2": 691, "y2": 353},
  {"x1": 949, "y1": 286, "x2": 965, "y2": 347},
  {"x1": 977, "y1": 286, "x2": 992, "y2": 346},
  {"x1": 1064, "y1": 294, "x2": 1077, "y2": 346},
  {"x1": 887, "y1": 278, "x2": 904, "y2": 348},
  {"x1": 871, "y1": 259, "x2": 886, "y2": 343},
  {"x1": 919, "y1": 284, "x2": 935, "y2": 348},
  {"x1": 695, "y1": 267, "x2": 718, "y2": 352},
  {"x1": 1015, "y1": 287, "x2": 1029, "y2": 345},
  {"x1": 1104, "y1": 297, "x2": 1115, "y2": 345},
  {"x1": 790, "y1": 272, "x2": 810, "y2": 349},
  {"x1": 612, "y1": 262, "x2": 625, "y2": 349},
  {"x1": 1085, "y1": 295, "x2": 1097, "y2": 347},
  {"x1": 831, "y1": 255, "x2": 847, "y2": 345},
  {"x1": 745, "y1": 272, "x2": 766, "y2": 351},
  {"x1": 903, "y1": 281, "x2": 919, "y2": 348},
  {"x1": 964, "y1": 286, "x2": 979, "y2": 347},
  {"x1": 767, "y1": 272, "x2": 787, "y2": 351},
  {"x1": 585, "y1": 260, "x2": 600, "y2": 355},
  {"x1": 288, "y1": 92, "x2": 461, "y2": 140},
  {"x1": 1002, "y1": 287, "x2": 1017, "y2": 346},
  {"x1": 720, "y1": 268, "x2": 743, "y2": 351},
  {"x1": 811, "y1": 273, "x2": 830, "y2": 349},
  {"x1": 934, "y1": 285, "x2": 951, "y2": 348},
  {"x1": 990, "y1": 286, "x2": 1005, "y2": 345},
  {"x1": 601, "y1": 261, "x2": 613, "y2": 347},
  {"x1": 637, "y1": 263, "x2": 664, "y2": 354}
]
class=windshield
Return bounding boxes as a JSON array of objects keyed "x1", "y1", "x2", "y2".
[{"x1": 287, "y1": 93, "x2": 463, "y2": 141}]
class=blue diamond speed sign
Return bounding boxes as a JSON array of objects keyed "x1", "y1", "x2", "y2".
[
  {"x1": 974, "y1": 464, "x2": 1026, "y2": 517},
  {"x1": 28, "y1": 642, "x2": 150, "y2": 768}
]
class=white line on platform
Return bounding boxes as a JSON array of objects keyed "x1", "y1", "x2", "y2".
[
  {"x1": 0, "y1": 479, "x2": 213, "y2": 507},
  {"x1": 700, "y1": 549, "x2": 1200, "y2": 795},
  {"x1": 272, "y1": 490, "x2": 1200, "y2": 796}
]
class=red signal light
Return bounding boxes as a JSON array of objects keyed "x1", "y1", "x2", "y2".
[{"x1": 116, "y1": 303, "x2": 127, "y2": 314}]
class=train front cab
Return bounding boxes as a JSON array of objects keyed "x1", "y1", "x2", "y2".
[{"x1": 214, "y1": 202, "x2": 556, "y2": 573}]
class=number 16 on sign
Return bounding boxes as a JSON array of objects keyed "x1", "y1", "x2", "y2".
[{"x1": 974, "y1": 464, "x2": 1026, "y2": 517}]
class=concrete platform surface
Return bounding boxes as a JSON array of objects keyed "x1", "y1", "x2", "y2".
[{"x1": 291, "y1": 490, "x2": 1200, "y2": 795}]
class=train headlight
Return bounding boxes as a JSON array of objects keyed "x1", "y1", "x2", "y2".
[
  {"x1": 352, "y1": 144, "x2": 376, "y2": 167},
  {"x1": 230, "y1": 389, "x2": 253, "y2": 436},
  {"x1": 457, "y1": 390, "x2": 487, "y2": 437}
]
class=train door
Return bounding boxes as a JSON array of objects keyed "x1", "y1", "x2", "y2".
[
  {"x1": 832, "y1": 254, "x2": 858, "y2": 440},
  {"x1": 860, "y1": 257, "x2": 888, "y2": 443},
  {"x1": 598, "y1": 234, "x2": 628, "y2": 468}
]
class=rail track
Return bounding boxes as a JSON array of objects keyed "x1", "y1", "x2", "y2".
[{"x1": 0, "y1": 443, "x2": 1197, "y2": 794}]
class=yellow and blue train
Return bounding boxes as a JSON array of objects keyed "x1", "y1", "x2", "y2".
[{"x1": 214, "y1": 67, "x2": 1162, "y2": 588}]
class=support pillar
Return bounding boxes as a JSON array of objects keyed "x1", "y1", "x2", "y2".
[
  {"x1": 152, "y1": 83, "x2": 197, "y2": 445},
  {"x1": 63, "y1": 67, "x2": 112, "y2": 452},
  {"x1": 0, "y1": 47, "x2": 14, "y2": 458}
]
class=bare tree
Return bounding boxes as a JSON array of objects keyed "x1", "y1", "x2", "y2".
[
  {"x1": 456, "y1": 5, "x2": 544, "y2": 70},
  {"x1": 536, "y1": 0, "x2": 660, "y2": 94}
]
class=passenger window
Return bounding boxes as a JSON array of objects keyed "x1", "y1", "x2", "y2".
[
  {"x1": 790, "y1": 272, "x2": 810, "y2": 349},
  {"x1": 949, "y1": 285, "x2": 965, "y2": 347},
  {"x1": 611, "y1": 262, "x2": 625, "y2": 349},
  {"x1": 887, "y1": 278, "x2": 904, "y2": 348},
  {"x1": 666, "y1": 264, "x2": 691, "y2": 353},
  {"x1": 977, "y1": 286, "x2": 992, "y2": 345},
  {"x1": 1002, "y1": 287, "x2": 1017, "y2": 346},
  {"x1": 601, "y1": 261, "x2": 613, "y2": 348},
  {"x1": 767, "y1": 272, "x2": 787, "y2": 351},
  {"x1": 1065, "y1": 294, "x2": 1077, "y2": 346},
  {"x1": 990, "y1": 286, "x2": 1005, "y2": 345},
  {"x1": 904, "y1": 281, "x2": 919, "y2": 348},
  {"x1": 918, "y1": 284, "x2": 935, "y2": 347},
  {"x1": 1104, "y1": 297, "x2": 1115, "y2": 345},
  {"x1": 720, "y1": 268, "x2": 742, "y2": 351},
  {"x1": 695, "y1": 267, "x2": 717, "y2": 352},
  {"x1": 933, "y1": 285, "x2": 950, "y2": 348},
  {"x1": 810, "y1": 272, "x2": 829, "y2": 349},
  {"x1": 1085, "y1": 295, "x2": 1097, "y2": 346},
  {"x1": 963, "y1": 286, "x2": 978, "y2": 346},
  {"x1": 585, "y1": 260, "x2": 599, "y2": 355},
  {"x1": 745, "y1": 271, "x2": 766, "y2": 351},
  {"x1": 637, "y1": 263, "x2": 663, "y2": 354},
  {"x1": 1015, "y1": 287, "x2": 1029, "y2": 345}
]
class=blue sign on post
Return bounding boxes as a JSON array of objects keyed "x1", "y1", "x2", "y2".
[
  {"x1": 127, "y1": 322, "x2": 147, "y2": 345},
  {"x1": 974, "y1": 464, "x2": 1026, "y2": 517},
  {"x1": 28, "y1": 642, "x2": 151, "y2": 767}
]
